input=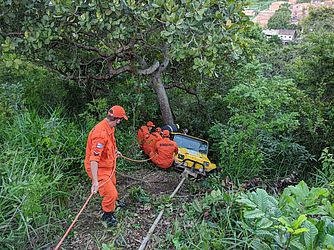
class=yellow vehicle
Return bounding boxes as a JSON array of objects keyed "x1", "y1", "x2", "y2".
[{"x1": 171, "y1": 132, "x2": 217, "y2": 177}]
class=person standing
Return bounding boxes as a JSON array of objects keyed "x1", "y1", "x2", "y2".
[
  {"x1": 149, "y1": 130, "x2": 178, "y2": 169},
  {"x1": 84, "y1": 105, "x2": 128, "y2": 227}
]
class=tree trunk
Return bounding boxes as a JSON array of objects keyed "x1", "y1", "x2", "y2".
[{"x1": 151, "y1": 71, "x2": 174, "y2": 124}]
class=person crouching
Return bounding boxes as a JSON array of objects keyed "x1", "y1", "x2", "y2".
[{"x1": 149, "y1": 130, "x2": 178, "y2": 169}]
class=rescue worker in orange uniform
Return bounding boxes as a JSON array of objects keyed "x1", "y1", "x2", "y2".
[
  {"x1": 149, "y1": 130, "x2": 178, "y2": 169},
  {"x1": 84, "y1": 105, "x2": 128, "y2": 227},
  {"x1": 142, "y1": 127, "x2": 162, "y2": 155},
  {"x1": 155, "y1": 127, "x2": 162, "y2": 136},
  {"x1": 137, "y1": 121, "x2": 155, "y2": 148}
]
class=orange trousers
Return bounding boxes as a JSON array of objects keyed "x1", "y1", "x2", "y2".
[
  {"x1": 149, "y1": 152, "x2": 173, "y2": 169},
  {"x1": 98, "y1": 173, "x2": 118, "y2": 213}
]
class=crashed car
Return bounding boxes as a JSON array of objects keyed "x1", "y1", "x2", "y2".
[{"x1": 171, "y1": 133, "x2": 217, "y2": 176}]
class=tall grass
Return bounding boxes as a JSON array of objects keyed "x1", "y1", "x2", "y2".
[{"x1": 0, "y1": 109, "x2": 86, "y2": 249}]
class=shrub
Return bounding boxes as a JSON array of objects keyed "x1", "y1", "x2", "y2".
[
  {"x1": 237, "y1": 181, "x2": 334, "y2": 249},
  {"x1": 169, "y1": 182, "x2": 334, "y2": 250},
  {"x1": 209, "y1": 64, "x2": 315, "y2": 181}
]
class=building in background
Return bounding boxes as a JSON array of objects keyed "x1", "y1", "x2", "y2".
[{"x1": 263, "y1": 29, "x2": 297, "y2": 43}]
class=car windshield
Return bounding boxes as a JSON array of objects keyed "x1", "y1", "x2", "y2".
[{"x1": 173, "y1": 134, "x2": 208, "y2": 155}]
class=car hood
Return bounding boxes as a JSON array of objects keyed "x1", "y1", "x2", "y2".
[{"x1": 179, "y1": 148, "x2": 209, "y2": 160}]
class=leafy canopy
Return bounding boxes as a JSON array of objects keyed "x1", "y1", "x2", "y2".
[{"x1": 1, "y1": 0, "x2": 250, "y2": 78}]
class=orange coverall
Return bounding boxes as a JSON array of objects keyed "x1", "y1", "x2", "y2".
[
  {"x1": 149, "y1": 137, "x2": 178, "y2": 169},
  {"x1": 143, "y1": 132, "x2": 162, "y2": 155},
  {"x1": 137, "y1": 125, "x2": 149, "y2": 147},
  {"x1": 84, "y1": 119, "x2": 118, "y2": 212}
]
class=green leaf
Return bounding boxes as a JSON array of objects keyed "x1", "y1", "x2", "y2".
[
  {"x1": 290, "y1": 181, "x2": 310, "y2": 200},
  {"x1": 250, "y1": 239, "x2": 271, "y2": 250},
  {"x1": 293, "y1": 227, "x2": 309, "y2": 235},
  {"x1": 292, "y1": 214, "x2": 308, "y2": 229},
  {"x1": 210, "y1": 189, "x2": 222, "y2": 197},
  {"x1": 303, "y1": 220, "x2": 318, "y2": 250},
  {"x1": 277, "y1": 216, "x2": 291, "y2": 227},
  {"x1": 244, "y1": 209, "x2": 265, "y2": 219},
  {"x1": 256, "y1": 217, "x2": 273, "y2": 229},
  {"x1": 192, "y1": 199, "x2": 202, "y2": 213},
  {"x1": 236, "y1": 197, "x2": 257, "y2": 208},
  {"x1": 290, "y1": 238, "x2": 306, "y2": 250},
  {"x1": 324, "y1": 234, "x2": 334, "y2": 248}
]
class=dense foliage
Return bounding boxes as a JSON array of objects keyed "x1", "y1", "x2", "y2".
[
  {"x1": 0, "y1": 0, "x2": 251, "y2": 123},
  {"x1": 0, "y1": 1, "x2": 333, "y2": 249},
  {"x1": 169, "y1": 181, "x2": 334, "y2": 249},
  {"x1": 0, "y1": 110, "x2": 85, "y2": 249}
]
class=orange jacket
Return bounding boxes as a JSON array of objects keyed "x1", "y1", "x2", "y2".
[
  {"x1": 151, "y1": 137, "x2": 178, "y2": 169},
  {"x1": 84, "y1": 119, "x2": 117, "y2": 179},
  {"x1": 137, "y1": 125, "x2": 149, "y2": 146},
  {"x1": 143, "y1": 132, "x2": 162, "y2": 155}
]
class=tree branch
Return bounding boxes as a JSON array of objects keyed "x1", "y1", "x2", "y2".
[
  {"x1": 67, "y1": 65, "x2": 132, "y2": 81},
  {"x1": 115, "y1": 38, "x2": 136, "y2": 54},
  {"x1": 72, "y1": 41, "x2": 108, "y2": 58},
  {"x1": 137, "y1": 61, "x2": 160, "y2": 75},
  {"x1": 158, "y1": 45, "x2": 170, "y2": 73}
]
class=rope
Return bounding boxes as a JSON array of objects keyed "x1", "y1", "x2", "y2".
[
  {"x1": 54, "y1": 162, "x2": 116, "y2": 250},
  {"x1": 120, "y1": 154, "x2": 154, "y2": 163},
  {"x1": 54, "y1": 154, "x2": 153, "y2": 249},
  {"x1": 54, "y1": 191, "x2": 93, "y2": 250}
]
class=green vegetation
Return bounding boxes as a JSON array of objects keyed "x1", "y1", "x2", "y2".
[
  {"x1": 268, "y1": 3, "x2": 297, "y2": 29},
  {"x1": 247, "y1": 0, "x2": 277, "y2": 12},
  {"x1": 129, "y1": 187, "x2": 151, "y2": 204},
  {"x1": 238, "y1": 181, "x2": 334, "y2": 249},
  {"x1": 170, "y1": 181, "x2": 334, "y2": 249},
  {"x1": 0, "y1": 0, "x2": 250, "y2": 124},
  {"x1": 0, "y1": 1, "x2": 333, "y2": 249},
  {"x1": 300, "y1": 7, "x2": 334, "y2": 34},
  {"x1": 0, "y1": 110, "x2": 86, "y2": 249}
]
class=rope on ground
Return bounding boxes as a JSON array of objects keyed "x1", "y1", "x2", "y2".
[
  {"x1": 54, "y1": 164, "x2": 117, "y2": 250},
  {"x1": 54, "y1": 154, "x2": 153, "y2": 250},
  {"x1": 54, "y1": 191, "x2": 93, "y2": 250},
  {"x1": 138, "y1": 171, "x2": 188, "y2": 250}
]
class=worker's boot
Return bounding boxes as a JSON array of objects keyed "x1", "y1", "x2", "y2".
[{"x1": 102, "y1": 212, "x2": 117, "y2": 227}]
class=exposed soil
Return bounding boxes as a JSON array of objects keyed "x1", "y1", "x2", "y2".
[{"x1": 55, "y1": 168, "x2": 193, "y2": 250}]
